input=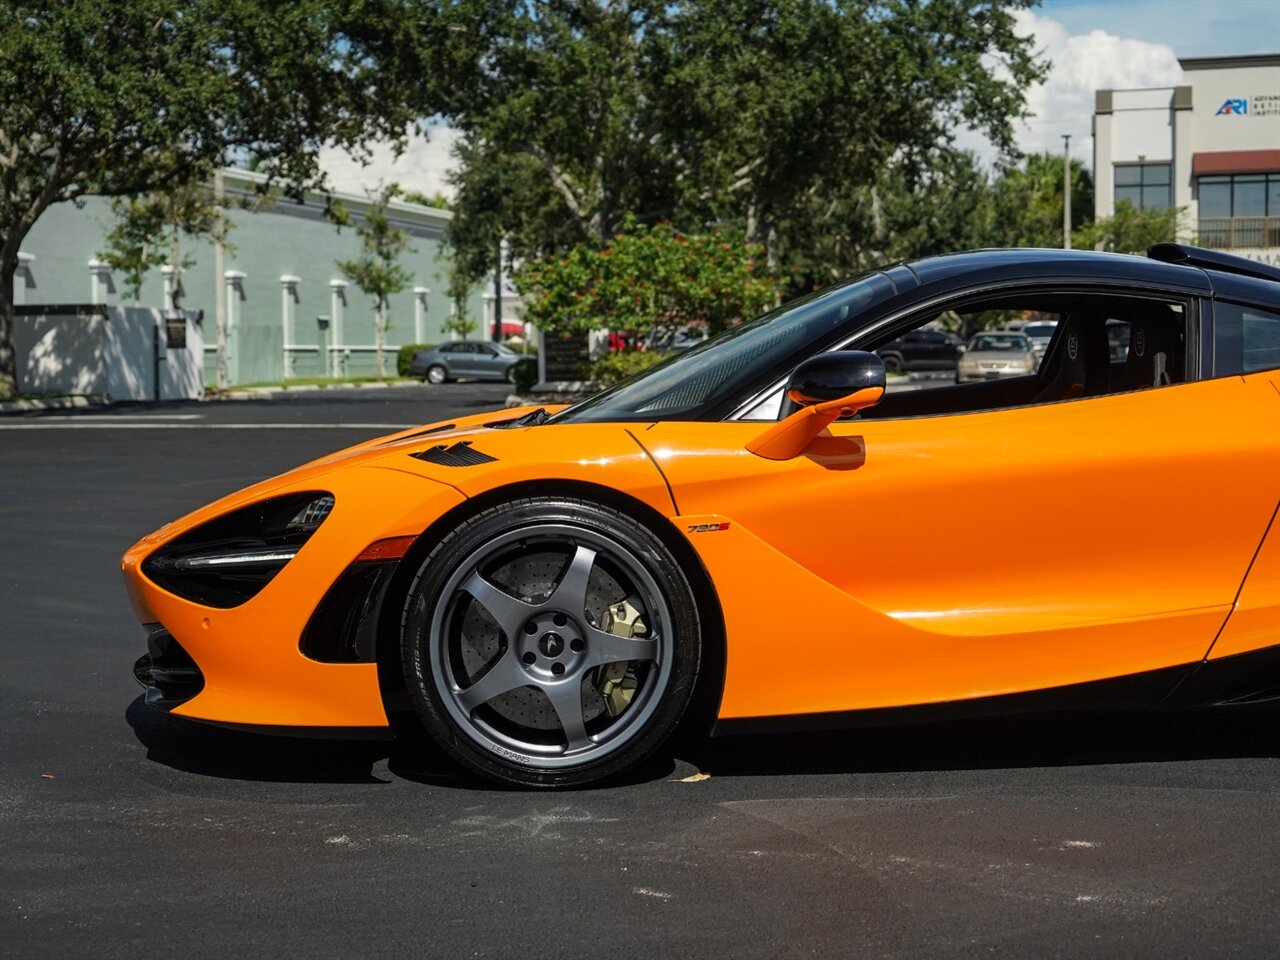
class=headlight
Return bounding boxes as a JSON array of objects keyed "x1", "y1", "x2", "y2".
[{"x1": 143, "y1": 492, "x2": 335, "y2": 608}]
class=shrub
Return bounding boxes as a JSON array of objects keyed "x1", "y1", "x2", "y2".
[
  {"x1": 511, "y1": 357, "x2": 538, "y2": 393},
  {"x1": 588, "y1": 349, "x2": 669, "y2": 387},
  {"x1": 396, "y1": 343, "x2": 434, "y2": 377}
]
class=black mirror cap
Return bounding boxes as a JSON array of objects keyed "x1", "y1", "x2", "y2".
[{"x1": 786, "y1": 351, "x2": 887, "y2": 406}]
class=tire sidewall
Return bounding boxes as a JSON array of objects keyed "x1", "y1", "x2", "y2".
[{"x1": 400, "y1": 497, "x2": 701, "y2": 788}]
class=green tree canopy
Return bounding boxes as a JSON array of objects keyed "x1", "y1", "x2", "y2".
[
  {"x1": 1073, "y1": 200, "x2": 1181, "y2": 253},
  {"x1": 515, "y1": 219, "x2": 779, "y2": 343},
  {"x1": 431, "y1": 0, "x2": 1046, "y2": 296},
  {"x1": 0, "y1": 0, "x2": 425, "y2": 397},
  {"x1": 992, "y1": 152, "x2": 1094, "y2": 249}
]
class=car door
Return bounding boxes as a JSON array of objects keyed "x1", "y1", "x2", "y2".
[
  {"x1": 639, "y1": 324, "x2": 1279, "y2": 721},
  {"x1": 474, "y1": 343, "x2": 502, "y2": 379}
]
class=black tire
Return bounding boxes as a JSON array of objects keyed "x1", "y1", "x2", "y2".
[
  {"x1": 881, "y1": 353, "x2": 904, "y2": 374},
  {"x1": 426, "y1": 364, "x2": 448, "y2": 384},
  {"x1": 400, "y1": 496, "x2": 701, "y2": 788},
  {"x1": 505, "y1": 364, "x2": 517, "y2": 384}
]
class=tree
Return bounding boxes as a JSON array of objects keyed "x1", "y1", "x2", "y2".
[
  {"x1": 334, "y1": 184, "x2": 416, "y2": 379},
  {"x1": 402, "y1": 189, "x2": 453, "y2": 210},
  {"x1": 428, "y1": 1, "x2": 1046, "y2": 295},
  {"x1": 516, "y1": 219, "x2": 778, "y2": 343},
  {"x1": 1073, "y1": 200, "x2": 1182, "y2": 253},
  {"x1": 0, "y1": 1, "x2": 425, "y2": 398},
  {"x1": 992, "y1": 152, "x2": 1094, "y2": 249},
  {"x1": 98, "y1": 183, "x2": 236, "y2": 305}
]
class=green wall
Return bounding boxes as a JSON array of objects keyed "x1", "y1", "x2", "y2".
[{"x1": 18, "y1": 169, "x2": 490, "y2": 386}]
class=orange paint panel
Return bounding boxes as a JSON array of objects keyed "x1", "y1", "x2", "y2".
[
  {"x1": 1210, "y1": 502, "x2": 1280, "y2": 660},
  {"x1": 676, "y1": 513, "x2": 1229, "y2": 719},
  {"x1": 645, "y1": 375, "x2": 1280, "y2": 717}
]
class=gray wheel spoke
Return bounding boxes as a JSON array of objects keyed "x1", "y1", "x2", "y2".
[
  {"x1": 548, "y1": 544, "x2": 596, "y2": 618},
  {"x1": 461, "y1": 570, "x2": 536, "y2": 637},
  {"x1": 545, "y1": 680, "x2": 591, "y2": 750},
  {"x1": 456, "y1": 651, "x2": 528, "y2": 713},
  {"x1": 585, "y1": 626, "x2": 658, "y2": 668}
]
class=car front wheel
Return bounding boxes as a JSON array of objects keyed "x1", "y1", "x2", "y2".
[{"x1": 400, "y1": 496, "x2": 701, "y2": 787}]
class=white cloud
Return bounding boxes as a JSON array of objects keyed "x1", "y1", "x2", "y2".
[
  {"x1": 318, "y1": 125, "x2": 462, "y2": 201},
  {"x1": 962, "y1": 9, "x2": 1184, "y2": 165}
]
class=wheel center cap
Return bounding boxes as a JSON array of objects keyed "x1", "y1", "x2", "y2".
[{"x1": 539, "y1": 632, "x2": 564, "y2": 657}]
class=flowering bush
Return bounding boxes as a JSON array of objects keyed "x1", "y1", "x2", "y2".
[{"x1": 515, "y1": 220, "x2": 778, "y2": 345}]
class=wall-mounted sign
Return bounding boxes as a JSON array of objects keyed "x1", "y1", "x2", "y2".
[{"x1": 1216, "y1": 98, "x2": 1248, "y2": 116}]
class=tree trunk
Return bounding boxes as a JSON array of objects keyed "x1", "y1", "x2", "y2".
[
  {"x1": 0, "y1": 250, "x2": 16, "y2": 399},
  {"x1": 374, "y1": 299, "x2": 386, "y2": 379}
]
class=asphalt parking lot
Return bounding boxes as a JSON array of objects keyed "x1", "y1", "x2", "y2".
[{"x1": 3, "y1": 383, "x2": 1278, "y2": 958}]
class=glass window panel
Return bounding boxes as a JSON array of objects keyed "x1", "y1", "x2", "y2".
[
  {"x1": 1114, "y1": 165, "x2": 1142, "y2": 186},
  {"x1": 1143, "y1": 164, "x2": 1171, "y2": 185},
  {"x1": 1142, "y1": 185, "x2": 1170, "y2": 210},
  {"x1": 1115, "y1": 185, "x2": 1143, "y2": 209},
  {"x1": 1235, "y1": 179, "x2": 1267, "y2": 217},
  {"x1": 1198, "y1": 180, "x2": 1231, "y2": 217},
  {"x1": 1268, "y1": 176, "x2": 1280, "y2": 217}
]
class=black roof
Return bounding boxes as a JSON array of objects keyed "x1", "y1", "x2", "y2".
[{"x1": 900, "y1": 245, "x2": 1280, "y2": 294}]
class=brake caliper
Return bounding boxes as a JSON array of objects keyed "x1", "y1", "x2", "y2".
[{"x1": 598, "y1": 598, "x2": 645, "y2": 717}]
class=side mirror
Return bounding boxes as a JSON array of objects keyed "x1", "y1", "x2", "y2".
[{"x1": 747, "y1": 351, "x2": 886, "y2": 461}]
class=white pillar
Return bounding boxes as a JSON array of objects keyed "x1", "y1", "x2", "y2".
[
  {"x1": 281, "y1": 275, "x2": 300, "y2": 379},
  {"x1": 160, "y1": 265, "x2": 185, "y2": 312},
  {"x1": 329, "y1": 279, "x2": 348, "y2": 377},
  {"x1": 88, "y1": 259, "x2": 115, "y2": 305},
  {"x1": 225, "y1": 270, "x2": 246, "y2": 385},
  {"x1": 413, "y1": 286, "x2": 430, "y2": 344},
  {"x1": 482, "y1": 289, "x2": 495, "y2": 340},
  {"x1": 14, "y1": 252, "x2": 34, "y2": 307},
  {"x1": 448, "y1": 301, "x2": 460, "y2": 340}
]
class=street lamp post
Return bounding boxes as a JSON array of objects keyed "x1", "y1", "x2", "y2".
[{"x1": 1062, "y1": 134, "x2": 1072, "y2": 251}]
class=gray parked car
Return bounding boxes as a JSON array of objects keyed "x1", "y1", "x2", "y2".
[{"x1": 409, "y1": 340, "x2": 520, "y2": 383}]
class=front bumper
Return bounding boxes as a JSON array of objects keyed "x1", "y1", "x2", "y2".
[{"x1": 122, "y1": 465, "x2": 465, "y2": 729}]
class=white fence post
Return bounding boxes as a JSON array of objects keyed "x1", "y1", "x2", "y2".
[
  {"x1": 88, "y1": 259, "x2": 115, "y2": 305},
  {"x1": 14, "y1": 253, "x2": 34, "y2": 306},
  {"x1": 329, "y1": 279, "x2": 348, "y2": 377},
  {"x1": 281, "y1": 275, "x2": 300, "y2": 379},
  {"x1": 413, "y1": 286, "x2": 430, "y2": 344}
]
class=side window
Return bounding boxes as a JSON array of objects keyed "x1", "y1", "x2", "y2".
[
  {"x1": 440, "y1": 343, "x2": 460, "y2": 354},
  {"x1": 1214, "y1": 302, "x2": 1280, "y2": 375},
  {"x1": 859, "y1": 292, "x2": 1188, "y2": 421}
]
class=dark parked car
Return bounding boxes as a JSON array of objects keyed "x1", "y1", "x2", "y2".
[
  {"x1": 409, "y1": 340, "x2": 519, "y2": 383},
  {"x1": 876, "y1": 328, "x2": 964, "y2": 373}
]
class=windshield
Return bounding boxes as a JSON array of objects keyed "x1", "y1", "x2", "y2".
[
  {"x1": 1022, "y1": 324, "x2": 1056, "y2": 338},
  {"x1": 550, "y1": 270, "x2": 898, "y2": 423},
  {"x1": 969, "y1": 334, "x2": 1031, "y2": 353}
]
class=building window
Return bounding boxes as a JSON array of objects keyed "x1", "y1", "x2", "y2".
[
  {"x1": 1198, "y1": 173, "x2": 1280, "y2": 218},
  {"x1": 1198, "y1": 173, "x2": 1280, "y2": 249},
  {"x1": 1114, "y1": 162, "x2": 1171, "y2": 211}
]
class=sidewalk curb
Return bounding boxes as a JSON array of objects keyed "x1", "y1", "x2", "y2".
[
  {"x1": 210, "y1": 380, "x2": 422, "y2": 401},
  {"x1": 0, "y1": 394, "x2": 112, "y2": 415}
]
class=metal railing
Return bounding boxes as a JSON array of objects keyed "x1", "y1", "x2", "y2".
[{"x1": 1197, "y1": 216, "x2": 1280, "y2": 250}]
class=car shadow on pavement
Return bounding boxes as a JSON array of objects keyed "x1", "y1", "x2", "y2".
[
  {"x1": 127, "y1": 696, "x2": 1280, "y2": 787},
  {"x1": 126, "y1": 696, "x2": 678, "y2": 789},
  {"x1": 687, "y1": 708, "x2": 1280, "y2": 778},
  {"x1": 126, "y1": 696, "x2": 394, "y2": 784}
]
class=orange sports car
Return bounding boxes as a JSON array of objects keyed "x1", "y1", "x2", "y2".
[{"x1": 123, "y1": 244, "x2": 1280, "y2": 787}]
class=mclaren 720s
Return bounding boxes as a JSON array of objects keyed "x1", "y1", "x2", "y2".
[{"x1": 123, "y1": 245, "x2": 1280, "y2": 787}]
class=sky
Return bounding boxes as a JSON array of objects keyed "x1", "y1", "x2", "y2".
[{"x1": 318, "y1": 0, "x2": 1280, "y2": 198}]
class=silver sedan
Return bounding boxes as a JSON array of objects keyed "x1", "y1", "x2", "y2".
[{"x1": 409, "y1": 340, "x2": 520, "y2": 384}]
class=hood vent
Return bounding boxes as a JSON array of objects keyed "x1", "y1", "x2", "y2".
[{"x1": 410, "y1": 441, "x2": 498, "y2": 467}]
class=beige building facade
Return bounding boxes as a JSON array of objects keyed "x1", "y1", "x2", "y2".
[{"x1": 1093, "y1": 53, "x2": 1280, "y2": 263}]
